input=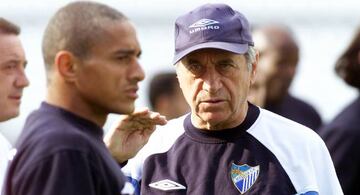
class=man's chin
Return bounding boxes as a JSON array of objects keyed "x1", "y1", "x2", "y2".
[
  {"x1": 196, "y1": 112, "x2": 230, "y2": 130},
  {"x1": 112, "y1": 105, "x2": 135, "y2": 115},
  {"x1": 0, "y1": 110, "x2": 20, "y2": 122}
]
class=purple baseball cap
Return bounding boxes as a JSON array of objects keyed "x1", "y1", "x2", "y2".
[{"x1": 173, "y1": 3, "x2": 254, "y2": 64}]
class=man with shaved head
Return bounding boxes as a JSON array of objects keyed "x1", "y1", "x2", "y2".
[
  {"x1": 4, "y1": 2, "x2": 165, "y2": 195},
  {"x1": 0, "y1": 17, "x2": 29, "y2": 193},
  {"x1": 251, "y1": 24, "x2": 322, "y2": 131}
]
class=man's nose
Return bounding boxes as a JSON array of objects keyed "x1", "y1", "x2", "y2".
[
  {"x1": 202, "y1": 67, "x2": 222, "y2": 93},
  {"x1": 15, "y1": 69, "x2": 29, "y2": 88},
  {"x1": 129, "y1": 58, "x2": 145, "y2": 82}
]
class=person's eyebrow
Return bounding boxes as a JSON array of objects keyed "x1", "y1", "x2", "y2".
[
  {"x1": 217, "y1": 58, "x2": 235, "y2": 64},
  {"x1": 113, "y1": 49, "x2": 142, "y2": 57},
  {"x1": 0, "y1": 59, "x2": 27, "y2": 67},
  {"x1": 186, "y1": 58, "x2": 200, "y2": 64}
]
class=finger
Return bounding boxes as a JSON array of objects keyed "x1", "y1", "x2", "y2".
[
  {"x1": 151, "y1": 115, "x2": 167, "y2": 125},
  {"x1": 134, "y1": 107, "x2": 149, "y2": 112},
  {"x1": 131, "y1": 111, "x2": 160, "y2": 121},
  {"x1": 132, "y1": 107, "x2": 150, "y2": 116},
  {"x1": 149, "y1": 111, "x2": 161, "y2": 119},
  {"x1": 121, "y1": 108, "x2": 150, "y2": 122},
  {"x1": 139, "y1": 112, "x2": 167, "y2": 125},
  {"x1": 148, "y1": 112, "x2": 167, "y2": 125}
]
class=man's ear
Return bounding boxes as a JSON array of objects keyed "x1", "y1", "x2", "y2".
[
  {"x1": 54, "y1": 51, "x2": 77, "y2": 82},
  {"x1": 250, "y1": 50, "x2": 259, "y2": 85}
]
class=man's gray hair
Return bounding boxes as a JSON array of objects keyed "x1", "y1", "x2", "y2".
[{"x1": 245, "y1": 46, "x2": 256, "y2": 71}]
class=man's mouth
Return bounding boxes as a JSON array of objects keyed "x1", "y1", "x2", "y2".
[
  {"x1": 125, "y1": 87, "x2": 139, "y2": 99},
  {"x1": 8, "y1": 95, "x2": 22, "y2": 103},
  {"x1": 201, "y1": 99, "x2": 225, "y2": 104}
]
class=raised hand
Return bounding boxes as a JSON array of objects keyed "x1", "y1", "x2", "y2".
[{"x1": 104, "y1": 108, "x2": 167, "y2": 163}]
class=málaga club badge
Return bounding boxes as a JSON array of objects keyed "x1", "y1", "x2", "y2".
[{"x1": 230, "y1": 163, "x2": 260, "y2": 194}]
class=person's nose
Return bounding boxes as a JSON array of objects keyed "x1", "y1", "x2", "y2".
[
  {"x1": 15, "y1": 69, "x2": 29, "y2": 89},
  {"x1": 129, "y1": 58, "x2": 145, "y2": 83},
  {"x1": 202, "y1": 67, "x2": 222, "y2": 94}
]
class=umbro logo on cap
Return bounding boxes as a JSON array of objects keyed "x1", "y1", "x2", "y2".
[
  {"x1": 149, "y1": 179, "x2": 186, "y2": 191},
  {"x1": 188, "y1": 18, "x2": 220, "y2": 34},
  {"x1": 189, "y1": 18, "x2": 219, "y2": 28}
]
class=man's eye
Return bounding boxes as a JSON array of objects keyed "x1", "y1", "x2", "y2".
[
  {"x1": 216, "y1": 62, "x2": 238, "y2": 76},
  {"x1": 218, "y1": 63, "x2": 231, "y2": 69},
  {"x1": 187, "y1": 63, "x2": 203, "y2": 74},
  {"x1": 217, "y1": 63, "x2": 235, "y2": 71},
  {"x1": 117, "y1": 55, "x2": 130, "y2": 61},
  {"x1": 1, "y1": 63, "x2": 18, "y2": 74},
  {"x1": 5, "y1": 63, "x2": 17, "y2": 70}
]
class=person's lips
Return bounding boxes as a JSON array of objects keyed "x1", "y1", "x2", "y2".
[
  {"x1": 200, "y1": 98, "x2": 226, "y2": 105},
  {"x1": 125, "y1": 87, "x2": 139, "y2": 99},
  {"x1": 8, "y1": 95, "x2": 22, "y2": 104}
]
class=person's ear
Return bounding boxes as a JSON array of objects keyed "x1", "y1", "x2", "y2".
[
  {"x1": 250, "y1": 50, "x2": 259, "y2": 85},
  {"x1": 54, "y1": 51, "x2": 77, "y2": 82}
]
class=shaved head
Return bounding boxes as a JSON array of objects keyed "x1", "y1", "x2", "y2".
[
  {"x1": 253, "y1": 24, "x2": 299, "y2": 56},
  {"x1": 42, "y1": 1, "x2": 128, "y2": 78}
]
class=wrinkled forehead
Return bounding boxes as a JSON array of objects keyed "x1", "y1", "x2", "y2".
[
  {"x1": 179, "y1": 48, "x2": 246, "y2": 64},
  {"x1": 183, "y1": 48, "x2": 243, "y2": 59}
]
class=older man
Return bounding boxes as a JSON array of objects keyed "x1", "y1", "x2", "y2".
[
  {"x1": 4, "y1": 2, "x2": 166, "y2": 195},
  {"x1": 121, "y1": 3, "x2": 342, "y2": 195},
  {"x1": 0, "y1": 18, "x2": 29, "y2": 192}
]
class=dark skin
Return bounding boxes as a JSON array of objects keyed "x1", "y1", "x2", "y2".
[
  {"x1": 47, "y1": 20, "x2": 167, "y2": 163},
  {"x1": 253, "y1": 26, "x2": 299, "y2": 106}
]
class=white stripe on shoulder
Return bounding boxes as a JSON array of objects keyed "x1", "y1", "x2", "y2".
[{"x1": 247, "y1": 108, "x2": 342, "y2": 195}]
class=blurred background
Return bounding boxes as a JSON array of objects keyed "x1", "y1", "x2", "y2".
[{"x1": 0, "y1": 0, "x2": 359, "y2": 144}]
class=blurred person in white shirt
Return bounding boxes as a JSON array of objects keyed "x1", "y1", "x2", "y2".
[{"x1": 0, "y1": 17, "x2": 29, "y2": 192}]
